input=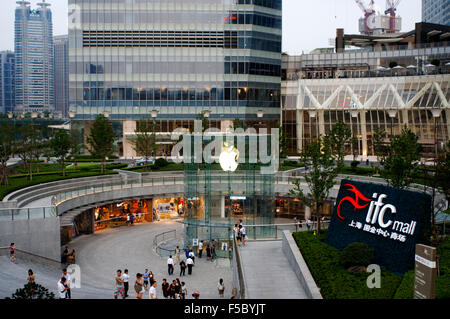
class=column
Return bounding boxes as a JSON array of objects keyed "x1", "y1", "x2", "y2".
[
  {"x1": 220, "y1": 196, "x2": 225, "y2": 219},
  {"x1": 296, "y1": 110, "x2": 303, "y2": 153},
  {"x1": 305, "y1": 205, "x2": 311, "y2": 220},
  {"x1": 318, "y1": 110, "x2": 325, "y2": 136},
  {"x1": 446, "y1": 110, "x2": 450, "y2": 142},
  {"x1": 122, "y1": 120, "x2": 137, "y2": 159},
  {"x1": 360, "y1": 111, "x2": 368, "y2": 157}
]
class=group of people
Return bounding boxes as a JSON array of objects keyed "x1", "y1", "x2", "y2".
[
  {"x1": 113, "y1": 268, "x2": 202, "y2": 299},
  {"x1": 57, "y1": 268, "x2": 72, "y2": 299},
  {"x1": 234, "y1": 220, "x2": 247, "y2": 246},
  {"x1": 61, "y1": 246, "x2": 76, "y2": 265}
]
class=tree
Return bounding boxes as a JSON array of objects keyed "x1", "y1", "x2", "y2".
[
  {"x1": 389, "y1": 61, "x2": 398, "y2": 69},
  {"x1": 372, "y1": 127, "x2": 387, "y2": 161},
  {"x1": 0, "y1": 121, "x2": 15, "y2": 186},
  {"x1": 381, "y1": 127, "x2": 422, "y2": 189},
  {"x1": 326, "y1": 120, "x2": 352, "y2": 173},
  {"x1": 50, "y1": 129, "x2": 75, "y2": 176},
  {"x1": 16, "y1": 123, "x2": 36, "y2": 181},
  {"x1": 131, "y1": 118, "x2": 158, "y2": 171},
  {"x1": 86, "y1": 114, "x2": 117, "y2": 174},
  {"x1": 436, "y1": 141, "x2": 450, "y2": 203},
  {"x1": 277, "y1": 124, "x2": 289, "y2": 159},
  {"x1": 9, "y1": 282, "x2": 55, "y2": 299},
  {"x1": 196, "y1": 113, "x2": 209, "y2": 133},
  {"x1": 290, "y1": 137, "x2": 338, "y2": 234}
]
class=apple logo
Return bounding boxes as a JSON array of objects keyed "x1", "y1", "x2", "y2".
[{"x1": 219, "y1": 142, "x2": 239, "y2": 172}]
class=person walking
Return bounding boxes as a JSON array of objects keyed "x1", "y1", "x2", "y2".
[
  {"x1": 123, "y1": 269, "x2": 129, "y2": 298},
  {"x1": 27, "y1": 269, "x2": 35, "y2": 284},
  {"x1": 192, "y1": 290, "x2": 200, "y2": 299},
  {"x1": 134, "y1": 273, "x2": 144, "y2": 299},
  {"x1": 239, "y1": 225, "x2": 246, "y2": 246},
  {"x1": 206, "y1": 245, "x2": 211, "y2": 261},
  {"x1": 149, "y1": 271, "x2": 155, "y2": 286},
  {"x1": 161, "y1": 279, "x2": 170, "y2": 299},
  {"x1": 179, "y1": 259, "x2": 186, "y2": 276},
  {"x1": 175, "y1": 278, "x2": 182, "y2": 299},
  {"x1": 198, "y1": 241, "x2": 203, "y2": 259},
  {"x1": 217, "y1": 278, "x2": 225, "y2": 298},
  {"x1": 211, "y1": 243, "x2": 216, "y2": 261},
  {"x1": 186, "y1": 256, "x2": 194, "y2": 275},
  {"x1": 184, "y1": 246, "x2": 190, "y2": 259},
  {"x1": 58, "y1": 277, "x2": 69, "y2": 299},
  {"x1": 306, "y1": 218, "x2": 311, "y2": 231},
  {"x1": 188, "y1": 250, "x2": 195, "y2": 264},
  {"x1": 175, "y1": 246, "x2": 181, "y2": 264},
  {"x1": 149, "y1": 282, "x2": 157, "y2": 299},
  {"x1": 62, "y1": 268, "x2": 71, "y2": 299},
  {"x1": 114, "y1": 270, "x2": 125, "y2": 299},
  {"x1": 169, "y1": 280, "x2": 177, "y2": 299},
  {"x1": 61, "y1": 246, "x2": 69, "y2": 264},
  {"x1": 9, "y1": 243, "x2": 16, "y2": 262},
  {"x1": 167, "y1": 255, "x2": 174, "y2": 275},
  {"x1": 180, "y1": 282, "x2": 187, "y2": 299},
  {"x1": 143, "y1": 269, "x2": 150, "y2": 290}
]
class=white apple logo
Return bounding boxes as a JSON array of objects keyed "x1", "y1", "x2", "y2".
[{"x1": 219, "y1": 142, "x2": 239, "y2": 172}]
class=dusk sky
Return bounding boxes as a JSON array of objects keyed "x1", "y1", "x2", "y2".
[{"x1": 0, "y1": 0, "x2": 422, "y2": 54}]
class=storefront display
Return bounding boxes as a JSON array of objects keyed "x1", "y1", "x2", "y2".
[{"x1": 153, "y1": 197, "x2": 183, "y2": 219}]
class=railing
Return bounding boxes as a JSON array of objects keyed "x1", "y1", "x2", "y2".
[
  {"x1": 0, "y1": 246, "x2": 60, "y2": 265},
  {"x1": 153, "y1": 229, "x2": 178, "y2": 257},
  {"x1": 231, "y1": 234, "x2": 246, "y2": 299},
  {"x1": 244, "y1": 221, "x2": 331, "y2": 240},
  {"x1": 0, "y1": 206, "x2": 57, "y2": 221}
]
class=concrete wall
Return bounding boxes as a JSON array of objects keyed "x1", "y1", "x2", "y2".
[
  {"x1": 282, "y1": 230, "x2": 322, "y2": 299},
  {"x1": 0, "y1": 217, "x2": 61, "y2": 262}
]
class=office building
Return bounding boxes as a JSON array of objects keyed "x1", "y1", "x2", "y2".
[
  {"x1": 423, "y1": 0, "x2": 450, "y2": 26},
  {"x1": 54, "y1": 35, "x2": 69, "y2": 118},
  {"x1": 14, "y1": 0, "x2": 54, "y2": 114},
  {"x1": 0, "y1": 51, "x2": 15, "y2": 114},
  {"x1": 68, "y1": 0, "x2": 282, "y2": 157}
]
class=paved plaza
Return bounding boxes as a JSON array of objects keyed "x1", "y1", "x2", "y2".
[{"x1": 0, "y1": 220, "x2": 233, "y2": 299}]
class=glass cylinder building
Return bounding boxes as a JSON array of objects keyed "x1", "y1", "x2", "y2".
[{"x1": 68, "y1": 0, "x2": 282, "y2": 157}]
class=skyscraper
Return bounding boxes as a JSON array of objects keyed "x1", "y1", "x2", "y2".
[
  {"x1": 68, "y1": 0, "x2": 282, "y2": 157},
  {"x1": 14, "y1": 1, "x2": 54, "y2": 114},
  {"x1": 54, "y1": 35, "x2": 69, "y2": 118},
  {"x1": 0, "y1": 51, "x2": 15, "y2": 114},
  {"x1": 422, "y1": 0, "x2": 450, "y2": 26}
]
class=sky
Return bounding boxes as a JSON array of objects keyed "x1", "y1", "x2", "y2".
[{"x1": 0, "y1": 0, "x2": 422, "y2": 54}]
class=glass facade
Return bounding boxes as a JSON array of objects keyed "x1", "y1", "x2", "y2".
[
  {"x1": 0, "y1": 51, "x2": 15, "y2": 114},
  {"x1": 423, "y1": 0, "x2": 450, "y2": 26},
  {"x1": 54, "y1": 35, "x2": 69, "y2": 118},
  {"x1": 68, "y1": 0, "x2": 282, "y2": 122},
  {"x1": 14, "y1": 1, "x2": 54, "y2": 113}
]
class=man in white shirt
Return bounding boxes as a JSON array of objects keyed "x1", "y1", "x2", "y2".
[
  {"x1": 186, "y1": 257, "x2": 194, "y2": 275},
  {"x1": 62, "y1": 269, "x2": 71, "y2": 299},
  {"x1": 198, "y1": 241, "x2": 203, "y2": 259},
  {"x1": 58, "y1": 277, "x2": 68, "y2": 299},
  {"x1": 167, "y1": 255, "x2": 174, "y2": 275},
  {"x1": 149, "y1": 282, "x2": 157, "y2": 299},
  {"x1": 188, "y1": 250, "x2": 195, "y2": 264},
  {"x1": 123, "y1": 269, "x2": 129, "y2": 298}
]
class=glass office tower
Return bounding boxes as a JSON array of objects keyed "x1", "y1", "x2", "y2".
[
  {"x1": 422, "y1": 0, "x2": 450, "y2": 26},
  {"x1": 54, "y1": 35, "x2": 69, "y2": 118},
  {"x1": 15, "y1": 1, "x2": 54, "y2": 113},
  {"x1": 68, "y1": 0, "x2": 282, "y2": 157},
  {"x1": 0, "y1": 51, "x2": 15, "y2": 114}
]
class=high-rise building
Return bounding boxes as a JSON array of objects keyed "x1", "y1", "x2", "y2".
[
  {"x1": 54, "y1": 35, "x2": 69, "y2": 119},
  {"x1": 68, "y1": 0, "x2": 282, "y2": 158},
  {"x1": 14, "y1": 0, "x2": 54, "y2": 114},
  {"x1": 423, "y1": 0, "x2": 450, "y2": 26},
  {"x1": 0, "y1": 51, "x2": 15, "y2": 114}
]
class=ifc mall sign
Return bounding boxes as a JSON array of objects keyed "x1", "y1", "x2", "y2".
[{"x1": 325, "y1": 179, "x2": 432, "y2": 273}]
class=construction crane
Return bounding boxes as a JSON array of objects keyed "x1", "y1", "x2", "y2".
[
  {"x1": 355, "y1": 0, "x2": 376, "y2": 35},
  {"x1": 385, "y1": 0, "x2": 401, "y2": 33}
]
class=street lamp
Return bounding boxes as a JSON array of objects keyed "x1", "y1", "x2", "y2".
[
  {"x1": 203, "y1": 110, "x2": 211, "y2": 118},
  {"x1": 429, "y1": 108, "x2": 442, "y2": 231},
  {"x1": 256, "y1": 110, "x2": 264, "y2": 118},
  {"x1": 150, "y1": 110, "x2": 159, "y2": 119},
  {"x1": 387, "y1": 109, "x2": 397, "y2": 138},
  {"x1": 69, "y1": 111, "x2": 76, "y2": 118},
  {"x1": 7, "y1": 112, "x2": 13, "y2": 119},
  {"x1": 103, "y1": 111, "x2": 110, "y2": 118}
]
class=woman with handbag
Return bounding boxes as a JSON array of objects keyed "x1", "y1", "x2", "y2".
[{"x1": 134, "y1": 273, "x2": 145, "y2": 299}]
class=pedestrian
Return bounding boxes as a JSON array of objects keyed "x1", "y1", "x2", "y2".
[
  {"x1": 167, "y1": 255, "x2": 174, "y2": 275},
  {"x1": 62, "y1": 268, "x2": 71, "y2": 299},
  {"x1": 217, "y1": 278, "x2": 225, "y2": 298},
  {"x1": 149, "y1": 271, "x2": 155, "y2": 286},
  {"x1": 149, "y1": 282, "x2": 157, "y2": 299},
  {"x1": 211, "y1": 243, "x2": 216, "y2": 261},
  {"x1": 198, "y1": 241, "x2": 203, "y2": 259},
  {"x1": 130, "y1": 213, "x2": 134, "y2": 225},
  {"x1": 27, "y1": 269, "x2": 35, "y2": 284},
  {"x1": 143, "y1": 269, "x2": 150, "y2": 290},
  {"x1": 306, "y1": 218, "x2": 311, "y2": 231},
  {"x1": 126, "y1": 214, "x2": 130, "y2": 226},
  {"x1": 192, "y1": 290, "x2": 200, "y2": 299},
  {"x1": 175, "y1": 246, "x2": 181, "y2": 264},
  {"x1": 161, "y1": 279, "x2": 170, "y2": 299},
  {"x1": 58, "y1": 277, "x2": 69, "y2": 299},
  {"x1": 206, "y1": 245, "x2": 211, "y2": 261},
  {"x1": 169, "y1": 280, "x2": 177, "y2": 299},
  {"x1": 186, "y1": 256, "x2": 194, "y2": 275},
  {"x1": 67, "y1": 249, "x2": 76, "y2": 264},
  {"x1": 179, "y1": 259, "x2": 186, "y2": 276},
  {"x1": 180, "y1": 282, "x2": 187, "y2": 299},
  {"x1": 9, "y1": 243, "x2": 16, "y2": 262},
  {"x1": 184, "y1": 246, "x2": 190, "y2": 259},
  {"x1": 239, "y1": 224, "x2": 246, "y2": 246},
  {"x1": 134, "y1": 273, "x2": 144, "y2": 299},
  {"x1": 188, "y1": 250, "x2": 195, "y2": 264},
  {"x1": 114, "y1": 270, "x2": 125, "y2": 299},
  {"x1": 61, "y1": 246, "x2": 69, "y2": 264},
  {"x1": 235, "y1": 224, "x2": 241, "y2": 245},
  {"x1": 175, "y1": 278, "x2": 182, "y2": 299},
  {"x1": 123, "y1": 269, "x2": 129, "y2": 298}
]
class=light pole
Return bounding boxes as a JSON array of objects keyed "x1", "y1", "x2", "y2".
[
  {"x1": 150, "y1": 110, "x2": 159, "y2": 159},
  {"x1": 309, "y1": 110, "x2": 317, "y2": 139},
  {"x1": 387, "y1": 109, "x2": 397, "y2": 138},
  {"x1": 351, "y1": 111, "x2": 359, "y2": 160},
  {"x1": 430, "y1": 108, "x2": 442, "y2": 230}
]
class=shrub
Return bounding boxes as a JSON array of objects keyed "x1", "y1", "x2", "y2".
[
  {"x1": 8, "y1": 282, "x2": 55, "y2": 299},
  {"x1": 154, "y1": 158, "x2": 169, "y2": 168},
  {"x1": 350, "y1": 161, "x2": 360, "y2": 169},
  {"x1": 339, "y1": 242, "x2": 374, "y2": 268}
]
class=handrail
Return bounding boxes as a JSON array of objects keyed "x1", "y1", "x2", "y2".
[
  {"x1": 0, "y1": 206, "x2": 56, "y2": 221},
  {"x1": 153, "y1": 229, "x2": 178, "y2": 257},
  {"x1": 0, "y1": 246, "x2": 60, "y2": 264},
  {"x1": 232, "y1": 234, "x2": 246, "y2": 299}
]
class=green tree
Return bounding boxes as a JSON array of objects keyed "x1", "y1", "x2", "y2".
[
  {"x1": 16, "y1": 123, "x2": 36, "y2": 181},
  {"x1": 372, "y1": 127, "x2": 387, "y2": 160},
  {"x1": 131, "y1": 118, "x2": 158, "y2": 171},
  {"x1": 381, "y1": 127, "x2": 422, "y2": 189},
  {"x1": 277, "y1": 124, "x2": 289, "y2": 159},
  {"x1": 9, "y1": 282, "x2": 55, "y2": 299},
  {"x1": 326, "y1": 120, "x2": 352, "y2": 172},
  {"x1": 389, "y1": 61, "x2": 398, "y2": 69},
  {"x1": 0, "y1": 121, "x2": 15, "y2": 186},
  {"x1": 290, "y1": 137, "x2": 338, "y2": 234},
  {"x1": 50, "y1": 129, "x2": 75, "y2": 176},
  {"x1": 86, "y1": 114, "x2": 117, "y2": 174},
  {"x1": 436, "y1": 141, "x2": 450, "y2": 203}
]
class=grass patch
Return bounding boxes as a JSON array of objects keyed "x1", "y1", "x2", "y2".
[{"x1": 293, "y1": 231, "x2": 402, "y2": 299}]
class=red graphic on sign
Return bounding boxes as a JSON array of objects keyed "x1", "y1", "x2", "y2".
[{"x1": 337, "y1": 184, "x2": 371, "y2": 220}]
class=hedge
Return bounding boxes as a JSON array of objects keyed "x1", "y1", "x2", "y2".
[{"x1": 293, "y1": 231, "x2": 403, "y2": 299}]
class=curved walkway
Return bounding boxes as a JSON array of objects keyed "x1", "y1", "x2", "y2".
[{"x1": 0, "y1": 220, "x2": 232, "y2": 299}]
